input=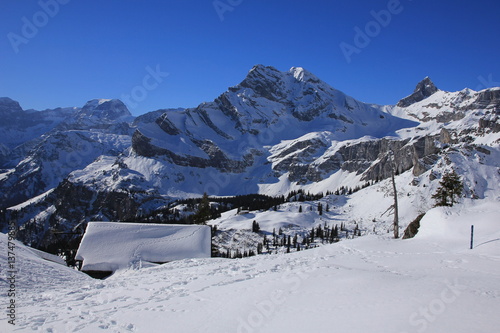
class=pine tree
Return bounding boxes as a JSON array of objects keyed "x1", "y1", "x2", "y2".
[
  {"x1": 252, "y1": 220, "x2": 260, "y2": 233},
  {"x1": 431, "y1": 170, "x2": 463, "y2": 207},
  {"x1": 192, "y1": 192, "x2": 211, "y2": 225}
]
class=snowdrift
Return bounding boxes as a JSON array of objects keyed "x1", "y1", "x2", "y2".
[{"x1": 417, "y1": 200, "x2": 500, "y2": 255}]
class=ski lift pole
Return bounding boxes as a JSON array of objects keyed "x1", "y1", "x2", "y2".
[{"x1": 470, "y1": 225, "x2": 474, "y2": 250}]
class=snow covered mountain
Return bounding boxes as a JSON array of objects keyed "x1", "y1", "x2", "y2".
[
  {"x1": 0, "y1": 99, "x2": 135, "y2": 210},
  {"x1": 0, "y1": 65, "x2": 499, "y2": 253}
]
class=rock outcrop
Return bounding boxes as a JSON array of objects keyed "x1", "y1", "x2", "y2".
[{"x1": 397, "y1": 77, "x2": 438, "y2": 107}]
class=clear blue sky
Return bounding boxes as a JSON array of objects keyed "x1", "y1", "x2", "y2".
[{"x1": 1, "y1": 0, "x2": 499, "y2": 115}]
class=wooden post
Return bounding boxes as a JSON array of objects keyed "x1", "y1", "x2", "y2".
[
  {"x1": 470, "y1": 225, "x2": 474, "y2": 250},
  {"x1": 389, "y1": 150, "x2": 399, "y2": 239}
]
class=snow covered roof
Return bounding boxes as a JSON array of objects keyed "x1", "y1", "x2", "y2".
[{"x1": 75, "y1": 222, "x2": 211, "y2": 273}]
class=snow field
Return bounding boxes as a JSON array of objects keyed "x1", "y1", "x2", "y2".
[{"x1": 2, "y1": 194, "x2": 499, "y2": 332}]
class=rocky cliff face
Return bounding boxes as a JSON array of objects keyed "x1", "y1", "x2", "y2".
[{"x1": 268, "y1": 134, "x2": 443, "y2": 185}]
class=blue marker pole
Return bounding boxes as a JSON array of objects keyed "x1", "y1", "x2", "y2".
[{"x1": 470, "y1": 225, "x2": 474, "y2": 250}]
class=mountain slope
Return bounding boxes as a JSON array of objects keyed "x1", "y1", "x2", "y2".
[{"x1": 0, "y1": 99, "x2": 134, "y2": 209}]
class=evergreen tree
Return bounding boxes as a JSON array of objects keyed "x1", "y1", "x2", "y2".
[
  {"x1": 252, "y1": 220, "x2": 260, "y2": 233},
  {"x1": 432, "y1": 170, "x2": 463, "y2": 207},
  {"x1": 192, "y1": 192, "x2": 211, "y2": 225},
  {"x1": 257, "y1": 242, "x2": 263, "y2": 255}
]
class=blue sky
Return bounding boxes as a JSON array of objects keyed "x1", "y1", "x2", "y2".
[{"x1": 1, "y1": 0, "x2": 499, "y2": 115}]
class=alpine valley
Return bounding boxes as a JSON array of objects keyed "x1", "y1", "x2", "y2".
[{"x1": 0, "y1": 64, "x2": 499, "y2": 255}]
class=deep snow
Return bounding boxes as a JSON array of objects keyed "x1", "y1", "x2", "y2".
[
  {"x1": 75, "y1": 222, "x2": 212, "y2": 273},
  {"x1": 1, "y1": 199, "x2": 499, "y2": 333}
]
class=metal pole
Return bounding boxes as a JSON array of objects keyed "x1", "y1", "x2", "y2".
[{"x1": 470, "y1": 225, "x2": 474, "y2": 250}]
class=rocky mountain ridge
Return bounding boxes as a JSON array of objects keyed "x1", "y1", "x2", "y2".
[{"x1": 0, "y1": 65, "x2": 498, "y2": 251}]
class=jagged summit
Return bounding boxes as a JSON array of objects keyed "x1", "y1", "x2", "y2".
[
  {"x1": 198, "y1": 64, "x2": 405, "y2": 135},
  {"x1": 242, "y1": 64, "x2": 320, "y2": 87},
  {"x1": 249, "y1": 64, "x2": 279, "y2": 74},
  {"x1": 397, "y1": 77, "x2": 439, "y2": 107}
]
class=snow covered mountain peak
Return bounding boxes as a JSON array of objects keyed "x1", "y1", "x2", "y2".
[
  {"x1": 397, "y1": 76, "x2": 439, "y2": 107},
  {"x1": 78, "y1": 98, "x2": 132, "y2": 121}
]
